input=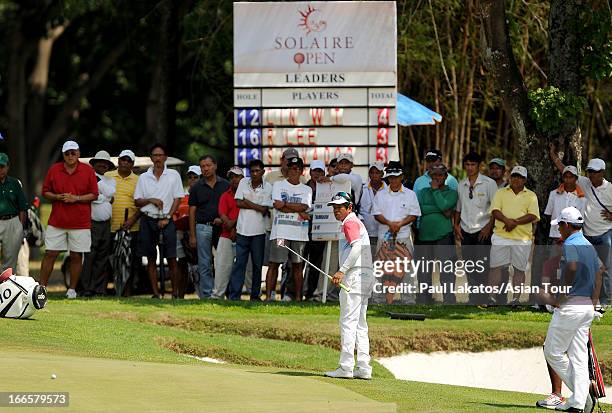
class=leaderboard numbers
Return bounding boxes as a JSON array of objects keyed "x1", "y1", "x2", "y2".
[
  {"x1": 376, "y1": 147, "x2": 389, "y2": 163},
  {"x1": 237, "y1": 128, "x2": 261, "y2": 146},
  {"x1": 237, "y1": 148, "x2": 261, "y2": 165},
  {"x1": 237, "y1": 109, "x2": 260, "y2": 127}
]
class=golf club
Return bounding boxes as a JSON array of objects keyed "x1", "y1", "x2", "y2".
[{"x1": 276, "y1": 239, "x2": 350, "y2": 293}]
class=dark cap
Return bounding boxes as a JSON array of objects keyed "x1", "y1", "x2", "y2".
[
  {"x1": 425, "y1": 149, "x2": 443, "y2": 161},
  {"x1": 282, "y1": 148, "x2": 299, "y2": 160},
  {"x1": 287, "y1": 156, "x2": 304, "y2": 168}
]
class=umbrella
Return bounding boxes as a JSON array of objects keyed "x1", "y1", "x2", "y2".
[
  {"x1": 397, "y1": 93, "x2": 442, "y2": 126},
  {"x1": 112, "y1": 228, "x2": 132, "y2": 296}
]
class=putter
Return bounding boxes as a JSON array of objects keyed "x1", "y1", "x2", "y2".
[{"x1": 276, "y1": 239, "x2": 350, "y2": 293}]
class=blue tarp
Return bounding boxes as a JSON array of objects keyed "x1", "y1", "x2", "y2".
[{"x1": 396, "y1": 93, "x2": 442, "y2": 126}]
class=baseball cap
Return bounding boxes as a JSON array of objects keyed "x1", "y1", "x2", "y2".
[
  {"x1": 337, "y1": 153, "x2": 354, "y2": 163},
  {"x1": 0, "y1": 153, "x2": 8, "y2": 166},
  {"x1": 425, "y1": 149, "x2": 442, "y2": 161},
  {"x1": 551, "y1": 206, "x2": 584, "y2": 225},
  {"x1": 586, "y1": 158, "x2": 606, "y2": 172},
  {"x1": 187, "y1": 165, "x2": 201, "y2": 176},
  {"x1": 89, "y1": 150, "x2": 116, "y2": 170},
  {"x1": 562, "y1": 165, "x2": 579, "y2": 177},
  {"x1": 287, "y1": 156, "x2": 304, "y2": 168},
  {"x1": 62, "y1": 140, "x2": 79, "y2": 153},
  {"x1": 227, "y1": 166, "x2": 244, "y2": 177},
  {"x1": 282, "y1": 148, "x2": 299, "y2": 160},
  {"x1": 510, "y1": 165, "x2": 527, "y2": 178},
  {"x1": 385, "y1": 160, "x2": 403, "y2": 177},
  {"x1": 430, "y1": 164, "x2": 448, "y2": 175},
  {"x1": 118, "y1": 149, "x2": 136, "y2": 162},
  {"x1": 369, "y1": 161, "x2": 384, "y2": 172},
  {"x1": 489, "y1": 158, "x2": 506, "y2": 167},
  {"x1": 327, "y1": 191, "x2": 353, "y2": 206},
  {"x1": 310, "y1": 160, "x2": 325, "y2": 171}
]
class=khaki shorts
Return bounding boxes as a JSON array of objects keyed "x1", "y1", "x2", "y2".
[
  {"x1": 45, "y1": 225, "x2": 91, "y2": 253},
  {"x1": 268, "y1": 239, "x2": 306, "y2": 264}
]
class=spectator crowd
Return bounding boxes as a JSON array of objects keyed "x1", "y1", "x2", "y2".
[{"x1": 0, "y1": 140, "x2": 609, "y2": 309}]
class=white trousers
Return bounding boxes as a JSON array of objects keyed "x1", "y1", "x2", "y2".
[
  {"x1": 543, "y1": 297, "x2": 594, "y2": 409},
  {"x1": 213, "y1": 237, "x2": 234, "y2": 299},
  {"x1": 339, "y1": 289, "x2": 371, "y2": 373}
]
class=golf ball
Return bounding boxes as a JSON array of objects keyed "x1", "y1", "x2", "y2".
[{"x1": 51, "y1": 374, "x2": 57, "y2": 379}]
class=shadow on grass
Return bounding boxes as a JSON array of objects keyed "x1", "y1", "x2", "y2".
[
  {"x1": 473, "y1": 402, "x2": 533, "y2": 409},
  {"x1": 271, "y1": 371, "x2": 323, "y2": 377}
]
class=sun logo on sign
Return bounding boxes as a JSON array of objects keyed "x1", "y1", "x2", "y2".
[{"x1": 298, "y1": 5, "x2": 326, "y2": 35}]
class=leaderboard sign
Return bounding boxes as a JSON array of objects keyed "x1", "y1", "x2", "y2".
[{"x1": 233, "y1": 1, "x2": 397, "y2": 177}]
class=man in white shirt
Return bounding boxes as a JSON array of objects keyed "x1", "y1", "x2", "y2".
[
  {"x1": 81, "y1": 151, "x2": 116, "y2": 297},
  {"x1": 134, "y1": 144, "x2": 184, "y2": 298},
  {"x1": 328, "y1": 153, "x2": 363, "y2": 210},
  {"x1": 454, "y1": 152, "x2": 498, "y2": 304},
  {"x1": 229, "y1": 159, "x2": 272, "y2": 301},
  {"x1": 544, "y1": 166, "x2": 587, "y2": 242},
  {"x1": 267, "y1": 157, "x2": 312, "y2": 302},
  {"x1": 550, "y1": 149, "x2": 611, "y2": 306},
  {"x1": 372, "y1": 161, "x2": 421, "y2": 304},
  {"x1": 359, "y1": 162, "x2": 386, "y2": 256}
]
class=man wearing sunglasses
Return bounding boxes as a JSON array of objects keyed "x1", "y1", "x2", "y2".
[
  {"x1": 454, "y1": 152, "x2": 498, "y2": 304},
  {"x1": 39, "y1": 140, "x2": 99, "y2": 299}
]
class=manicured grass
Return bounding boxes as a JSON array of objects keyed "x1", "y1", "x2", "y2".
[{"x1": 1, "y1": 296, "x2": 610, "y2": 412}]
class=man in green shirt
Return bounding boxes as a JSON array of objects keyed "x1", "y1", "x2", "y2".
[
  {"x1": 417, "y1": 164, "x2": 458, "y2": 304},
  {"x1": 0, "y1": 153, "x2": 27, "y2": 273}
]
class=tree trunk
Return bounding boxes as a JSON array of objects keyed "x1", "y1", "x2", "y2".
[
  {"x1": 479, "y1": 0, "x2": 556, "y2": 229},
  {"x1": 155, "y1": 0, "x2": 179, "y2": 151},
  {"x1": 548, "y1": 0, "x2": 584, "y2": 170},
  {"x1": 6, "y1": 24, "x2": 31, "y2": 195}
]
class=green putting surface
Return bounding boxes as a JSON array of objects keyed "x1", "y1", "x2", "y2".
[{"x1": 1, "y1": 350, "x2": 396, "y2": 413}]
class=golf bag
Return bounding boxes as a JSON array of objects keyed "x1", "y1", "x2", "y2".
[
  {"x1": 0, "y1": 268, "x2": 47, "y2": 319},
  {"x1": 588, "y1": 329, "x2": 606, "y2": 411}
]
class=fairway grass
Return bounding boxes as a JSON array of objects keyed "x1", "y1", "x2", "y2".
[{"x1": 1, "y1": 296, "x2": 610, "y2": 412}]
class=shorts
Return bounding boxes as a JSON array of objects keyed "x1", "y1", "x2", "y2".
[
  {"x1": 490, "y1": 233, "x2": 532, "y2": 272},
  {"x1": 139, "y1": 216, "x2": 177, "y2": 259},
  {"x1": 45, "y1": 225, "x2": 91, "y2": 253},
  {"x1": 268, "y1": 239, "x2": 306, "y2": 264}
]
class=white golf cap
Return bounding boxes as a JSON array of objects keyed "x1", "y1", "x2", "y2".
[
  {"x1": 510, "y1": 165, "x2": 528, "y2": 178},
  {"x1": 551, "y1": 206, "x2": 584, "y2": 225},
  {"x1": 327, "y1": 192, "x2": 353, "y2": 206},
  {"x1": 118, "y1": 149, "x2": 136, "y2": 162},
  {"x1": 310, "y1": 160, "x2": 325, "y2": 171},
  {"x1": 586, "y1": 158, "x2": 606, "y2": 172},
  {"x1": 369, "y1": 161, "x2": 384, "y2": 171},
  {"x1": 61, "y1": 140, "x2": 79, "y2": 153},
  {"x1": 337, "y1": 153, "x2": 354, "y2": 163},
  {"x1": 89, "y1": 150, "x2": 116, "y2": 170},
  {"x1": 562, "y1": 165, "x2": 579, "y2": 177},
  {"x1": 227, "y1": 166, "x2": 244, "y2": 177},
  {"x1": 187, "y1": 165, "x2": 201, "y2": 176}
]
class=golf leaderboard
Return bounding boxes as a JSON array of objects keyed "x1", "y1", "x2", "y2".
[{"x1": 233, "y1": 1, "x2": 398, "y2": 177}]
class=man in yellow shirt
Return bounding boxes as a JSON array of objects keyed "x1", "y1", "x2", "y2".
[
  {"x1": 488, "y1": 166, "x2": 540, "y2": 305},
  {"x1": 105, "y1": 149, "x2": 141, "y2": 295}
]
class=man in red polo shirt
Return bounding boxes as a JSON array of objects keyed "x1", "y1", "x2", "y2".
[
  {"x1": 39, "y1": 140, "x2": 98, "y2": 299},
  {"x1": 212, "y1": 166, "x2": 243, "y2": 299}
]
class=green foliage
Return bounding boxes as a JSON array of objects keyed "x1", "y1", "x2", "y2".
[
  {"x1": 527, "y1": 86, "x2": 587, "y2": 135},
  {"x1": 581, "y1": 7, "x2": 612, "y2": 80}
]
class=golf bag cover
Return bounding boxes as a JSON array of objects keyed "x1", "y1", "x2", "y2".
[{"x1": 0, "y1": 268, "x2": 47, "y2": 319}]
